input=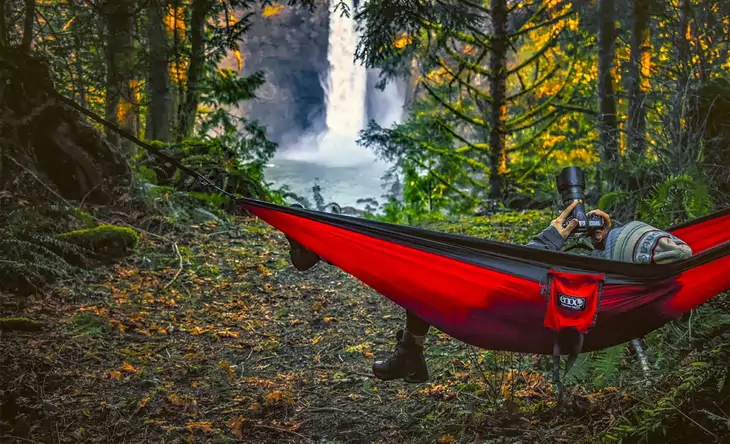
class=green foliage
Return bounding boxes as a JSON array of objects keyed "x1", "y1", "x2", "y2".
[
  {"x1": 638, "y1": 174, "x2": 712, "y2": 227},
  {"x1": 0, "y1": 204, "x2": 95, "y2": 294},
  {"x1": 133, "y1": 136, "x2": 276, "y2": 207},
  {"x1": 414, "y1": 209, "x2": 553, "y2": 245},
  {"x1": 71, "y1": 312, "x2": 112, "y2": 337},
  {"x1": 604, "y1": 331, "x2": 730, "y2": 442}
]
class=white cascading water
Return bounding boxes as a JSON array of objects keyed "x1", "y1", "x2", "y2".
[
  {"x1": 280, "y1": 0, "x2": 379, "y2": 167},
  {"x1": 266, "y1": 0, "x2": 406, "y2": 209}
]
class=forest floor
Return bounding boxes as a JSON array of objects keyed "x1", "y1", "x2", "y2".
[{"x1": 0, "y1": 215, "x2": 664, "y2": 443}]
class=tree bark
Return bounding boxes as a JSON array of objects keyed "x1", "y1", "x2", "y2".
[
  {"x1": 672, "y1": 0, "x2": 692, "y2": 154},
  {"x1": 73, "y1": 34, "x2": 87, "y2": 108},
  {"x1": 488, "y1": 0, "x2": 508, "y2": 199},
  {"x1": 177, "y1": 0, "x2": 210, "y2": 140},
  {"x1": 104, "y1": 0, "x2": 137, "y2": 150},
  {"x1": 0, "y1": 50, "x2": 130, "y2": 203},
  {"x1": 626, "y1": 0, "x2": 649, "y2": 157},
  {"x1": 0, "y1": 0, "x2": 8, "y2": 48},
  {"x1": 597, "y1": 0, "x2": 619, "y2": 169},
  {"x1": 147, "y1": 0, "x2": 172, "y2": 142},
  {"x1": 21, "y1": 0, "x2": 35, "y2": 53}
]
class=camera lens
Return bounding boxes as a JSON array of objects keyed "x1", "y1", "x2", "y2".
[
  {"x1": 556, "y1": 166, "x2": 585, "y2": 202},
  {"x1": 555, "y1": 166, "x2": 587, "y2": 231}
]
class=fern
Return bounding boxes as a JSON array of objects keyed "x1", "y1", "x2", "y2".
[
  {"x1": 638, "y1": 174, "x2": 712, "y2": 227},
  {"x1": 568, "y1": 345, "x2": 633, "y2": 389},
  {"x1": 597, "y1": 190, "x2": 633, "y2": 213}
]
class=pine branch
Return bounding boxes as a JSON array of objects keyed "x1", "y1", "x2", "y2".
[{"x1": 421, "y1": 81, "x2": 488, "y2": 128}]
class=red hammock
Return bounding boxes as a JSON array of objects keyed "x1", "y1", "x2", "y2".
[{"x1": 238, "y1": 198, "x2": 730, "y2": 355}]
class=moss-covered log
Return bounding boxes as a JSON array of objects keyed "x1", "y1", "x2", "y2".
[{"x1": 58, "y1": 224, "x2": 139, "y2": 260}]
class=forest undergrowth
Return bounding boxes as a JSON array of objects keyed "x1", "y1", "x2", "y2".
[{"x1": 1, "y1": 202, "x2": 728, "y2": 444}]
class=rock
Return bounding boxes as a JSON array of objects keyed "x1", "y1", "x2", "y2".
[
  {"x1": 193, "y1": 208, "x2": 222, "y2": 222},
  {"x1": 236, "y1": 3, "x2": 330, "y2": 144},
  {"x1": 341, "y1": 206, "x2": 364, "y2": 217}
]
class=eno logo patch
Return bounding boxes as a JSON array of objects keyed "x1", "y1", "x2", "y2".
[{"x1": 558, "y1": 293, "x2": 586, "y2": 311}]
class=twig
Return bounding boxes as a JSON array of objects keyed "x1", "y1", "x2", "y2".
[
  {"x1": 0, "y1": 436, "x2": 43, "y2": 444},
  {"x1": 78, "y1": 183, "x2": 100, "y2": 209},
  {"x1": 163, "y1": 242, "x2": 183, "y2": 290},
  {"x1": 253, "y1": 424, "x2": 313, "y2": 443},
  {"x1": 4, "y1": 154, "x2": 70, "y2": 205}
]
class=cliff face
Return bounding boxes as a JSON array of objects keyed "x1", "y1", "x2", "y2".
[
  {"x1": 236, "y1": 2, "x2": 330, "y2": 145},
  {"x1": 230, "y1": 1, "x2": 413, "y2": 147}
]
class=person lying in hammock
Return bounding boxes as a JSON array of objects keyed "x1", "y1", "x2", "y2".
[{"x1": 371, "y1": 201, "x2": 694, "y2": 383}]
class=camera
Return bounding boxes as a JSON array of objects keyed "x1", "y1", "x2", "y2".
[{"x1": 555, "y1": 166, "x2": 605, "y2": 235}]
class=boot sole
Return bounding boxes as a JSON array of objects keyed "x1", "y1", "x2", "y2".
[
  {"x1": 372, "y1": 369, "x2": 429, "y2": 383},
  {"x1": 403, "y1": 374, "x2": 429, "y2": 383}
]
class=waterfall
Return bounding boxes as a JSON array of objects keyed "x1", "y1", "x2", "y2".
[
  {"x1": 266, "y1": 0, "x2": 406, "y2": 209},
  {"x1": 323, "y1": 1, "x2": 367, "y2": 141},
  {"x1": 280, "y1": 0, "x2": 381, "y2": 167}
]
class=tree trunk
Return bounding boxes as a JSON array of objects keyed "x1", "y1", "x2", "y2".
[
  {"x1": 626, "y1": 0, "x2": 649, "y2": 157},
  {"x1": 597, "y1": 0, "x2": 619, "y2": 173},
  {"x1": 0, "y1": 49, "x2": 130, "y2": 203},
  {"x1": 673, "y1": 0, "x2": 692, "y2": 155},
  {"x1": 104, "y1": 0, "x2": 137, "y2": 150},
  {"x1": 488, "y1": 0, "x2": 508, "y2": 200},
  {"x1": 72, "y1": 34, "x2": 87, "y2": 108},
  {"x1": 21, "y1": 0, "x2": 35, "y2": 53},
  {"x1": 177, "y1": 0, "x2": 209, "y2": 140},
  {"x1": 676, "y1": 0, "x2": 691, "y2": 82},
  {"x1": 146, "y1": 0, "x2": 172, "y2": 142},
  {"x1": 0, "y1": 0, "x2": 8, "y2": 48}
]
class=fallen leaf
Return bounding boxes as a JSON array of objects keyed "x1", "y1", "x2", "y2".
[
  {"x1": 215, "y1": 329, "x2": 240, "y2": 339},
  {"x1": 186, "y1": 421, "x2": 214, "y2": 433},
  {"x1": 189, "y1": 326, "x2": 208, "y2": 335},
  {"x1": 227, "y1": 416, "x2": 247, "y2": 439},
  {"x1": 121, "y1": 362, "x2": 138, "y2": 373}
]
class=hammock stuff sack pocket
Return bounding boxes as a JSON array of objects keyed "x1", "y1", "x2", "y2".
[{"x1": 542, "y1": 270, "x2": 605, "y2": 393}]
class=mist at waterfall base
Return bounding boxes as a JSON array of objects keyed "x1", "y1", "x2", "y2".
[{"x1": 263, "y1": 0, "x2": 404, "y2": 211}]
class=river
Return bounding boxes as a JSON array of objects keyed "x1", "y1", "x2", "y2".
[{"x1": 263, "y1": 157, "x2": 389, "y2": 210}]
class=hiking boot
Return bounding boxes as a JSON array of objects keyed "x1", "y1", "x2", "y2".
[
  {"x1": 285, "y1": 204, "x2": 320, "y2": 271},
  {"x1": 286, "y1": 235, "x2": 320, "y2": 271},
  {"x1": 372, "y1": 330, "x2": 429, "y2": 383}
]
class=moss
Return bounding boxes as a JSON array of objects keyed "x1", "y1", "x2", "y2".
[{"x1": 58, "y1": 224, "x2": 139, "y2": 259}]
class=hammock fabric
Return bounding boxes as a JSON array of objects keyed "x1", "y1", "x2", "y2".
[{"x1": 238, "y1": 198, "x2": 730, "y2": 355}]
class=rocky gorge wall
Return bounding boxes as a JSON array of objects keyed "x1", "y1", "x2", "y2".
[{"x1": 231, "y1": 2, "x2": 415, "y2": 148}]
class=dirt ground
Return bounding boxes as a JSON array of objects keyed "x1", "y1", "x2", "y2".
[{"x1": 0, "y1": 216, "x2": 636, "y2": 443}]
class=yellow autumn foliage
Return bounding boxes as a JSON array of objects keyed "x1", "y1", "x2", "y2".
[
  {"x1": 262, "y1": 2, "x2": 285, "y2": 17},
  {"x1": 393, "y1": 33, "x2": 413, "y2": 49},
  {"x1": 170, "y1": 59, "x2": 189, "y2": 86},
  {"x1": 233, "y1": 48, "x2": 244, "y2": 71},
  {"x1": 425, "y1": 67, "x2": 449, "y2": 83},
  {"x1": 165, "y1": 6, "x2": 186, "y2": 40},
  {"x1": 117, "y1": 101, "x2": 132, "y2": 123}
]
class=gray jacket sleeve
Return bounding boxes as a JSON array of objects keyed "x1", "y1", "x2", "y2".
[{"x1": 525, "y1": 225, "x2": 565, "y2": 251}]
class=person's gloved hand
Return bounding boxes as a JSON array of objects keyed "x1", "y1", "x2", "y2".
[{"x1": 551, "y1": 201, "x2": 580, "y2": 240}]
